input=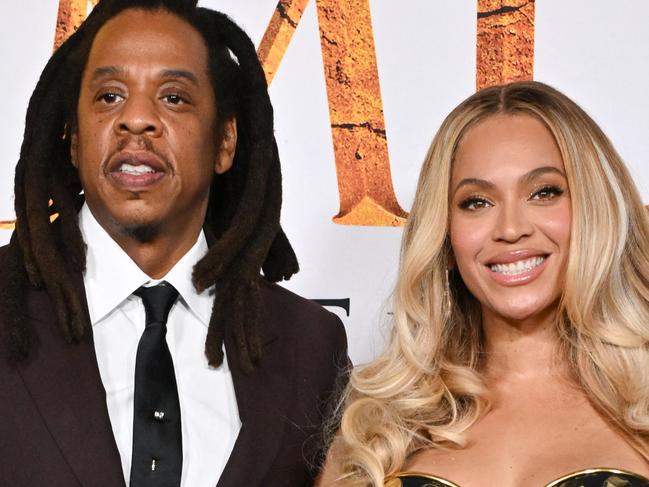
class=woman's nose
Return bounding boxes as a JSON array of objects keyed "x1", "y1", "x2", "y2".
[{"x1": 492, "y1": 200, "x2": 534, "y2": 242}]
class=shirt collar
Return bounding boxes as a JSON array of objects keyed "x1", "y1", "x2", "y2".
[{"x1": 79, "y1": 204, "x2": 212, "y2": 326}]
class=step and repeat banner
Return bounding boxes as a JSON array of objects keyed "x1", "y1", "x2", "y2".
[{"x1": 2, "y1": 1, "x2": 649, "y2": 364}]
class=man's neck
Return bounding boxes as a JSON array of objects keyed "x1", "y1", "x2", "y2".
[
  {"x1": 89, "y1": 212, "x2": 205, "y2": 279},
  {"x1": 114, "y1": 233, "x2": 202, "y2": 279}
]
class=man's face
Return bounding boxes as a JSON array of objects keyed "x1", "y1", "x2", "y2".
[{"x1": 73, "y1": 8, "x2": 235, "y2": 242}]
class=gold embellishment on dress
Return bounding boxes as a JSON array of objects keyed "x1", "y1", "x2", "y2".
[
  {"x1": 387, "y1": 472, "x2": 461, "y2": 487},
  {"x1": 545, "y1": 468, "x2": 649, "y2": 487},
  {"x1": 605, "y1": 475, "x2": 631, "y2": 487},
  {"x1": 388, "y1": 468, "x2": 649, "y2": 487}
]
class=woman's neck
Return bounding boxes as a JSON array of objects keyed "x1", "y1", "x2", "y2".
[{"x1": 480, "y1": 304, "x2": 570, "y2": 382}]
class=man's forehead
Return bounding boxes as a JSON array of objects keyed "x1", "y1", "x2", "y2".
[{"x1": 84, "y1": 8, "x2": 210, "y2": 79}]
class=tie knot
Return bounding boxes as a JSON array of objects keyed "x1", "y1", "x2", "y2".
[{"x1": 134, "y1": 282, "x2": 179, "y2": 326}]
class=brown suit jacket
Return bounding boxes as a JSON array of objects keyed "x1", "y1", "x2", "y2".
[{"x1": 0, "y1": 245, "x2": 349, "y2": 486}]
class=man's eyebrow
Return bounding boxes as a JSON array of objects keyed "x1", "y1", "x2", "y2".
[
  {"x1": 160, "y1": 69, "x2": 200, "y2": 86},
  {"x1": 90, "y1": 65, "x2": 127, "y2": 82},
  {"x1": 89, "y1": 66, "x2": 200, "y2": 86}
]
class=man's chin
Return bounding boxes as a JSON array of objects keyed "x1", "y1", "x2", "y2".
[{"x1": 118, "y1": 221, "x2": 161, "y2": 243}]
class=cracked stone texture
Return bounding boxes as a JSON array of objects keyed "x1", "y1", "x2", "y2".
[
  {"x1": 316, "y1": 0, "x2": 406, "y2": 226},
  {"x1": 477, "y1": 0, "x2": 535, "y2": 90},
  {"x1": 54, "y1": 0, "x2": 97, "y2": 50},
  {"x1": 257, "y1": 0, "x2": 308, "y2": 84}
]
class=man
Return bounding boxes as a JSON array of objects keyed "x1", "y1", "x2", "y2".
[{"x1": 0, "y1": 1, "x2": 348, "y2": 485}]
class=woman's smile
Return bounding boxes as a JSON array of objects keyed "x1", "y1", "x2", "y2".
[{"x1": 483, "y1": 248, "x2": 550, "y2": 286}]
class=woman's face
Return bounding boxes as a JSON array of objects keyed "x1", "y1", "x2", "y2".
[{"x1": 449, "y1": 114, "x2": 571, "y2": 325}]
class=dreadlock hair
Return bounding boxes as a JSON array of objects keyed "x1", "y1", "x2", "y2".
[{"x1": 5, "y1": 0, "x2": 299, "y2": 372}]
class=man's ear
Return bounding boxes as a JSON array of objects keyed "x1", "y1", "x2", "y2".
[
  {"x1": 215, "y1": 117, "x2": 237, "y2": 175},
  {"x1": 70, "y1": 130, "x2": 79, "y2": 169}
]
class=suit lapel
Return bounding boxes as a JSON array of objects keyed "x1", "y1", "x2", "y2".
[
  {"x1": 17, "y1": 283, "x2": 125, "y2": 487},
  {"x1": 206, "y1": 227, "x2": 295, "y2": 485},
  {"x1": 217, "y1": 326, "x2": 295, "y2": 486}
]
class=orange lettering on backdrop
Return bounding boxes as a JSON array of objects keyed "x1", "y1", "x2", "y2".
[
  {"x1": 258, "y1": 0, "x2": 309, "y2": 85},
  {"x1": 54, "y1": 0, "x2": 98, "y2": 50},
  {"x1": 315, "y1": 0, "x2": 407, "y2": 226},
  {"x1": 258, "y1": 0, "x2": 407, "y2": 226},
  {"x1": 476, "y1": 0, "x2": 535, "y2": 90}
]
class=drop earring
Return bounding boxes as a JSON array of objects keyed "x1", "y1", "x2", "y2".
[{"x1": 444, "y1": 267, "x2": 452, "y2": 320}]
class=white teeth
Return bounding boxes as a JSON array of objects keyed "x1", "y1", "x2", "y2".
[
  {"x1": 490, "y1": 256, "x2": 545, "y2": 276},
  {"x1": 118, "y1": 163, "x2": 155, "y2": 175}
]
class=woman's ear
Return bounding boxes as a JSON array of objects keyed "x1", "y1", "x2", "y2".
[{"x1": 445, "y1": 237, "x2": 456, "y2": 269}]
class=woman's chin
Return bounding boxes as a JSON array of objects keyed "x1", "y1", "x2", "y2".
[{"x1": 484, "y1": 298, "x2": 559, "y2": 327}]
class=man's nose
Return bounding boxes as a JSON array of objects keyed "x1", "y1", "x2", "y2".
[
  {"x1": 492, "y1": 200, "x2": 534, "y2": 243},
  {"x1": 114, "y1": 95, "x2": 162, "y2": 137}
]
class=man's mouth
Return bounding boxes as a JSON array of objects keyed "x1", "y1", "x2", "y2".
[
  {"x1": 489, "y1": 256, "x2": 545, "y2": 276},
  {"x1": 117, "y1": 163, "x2": 156, "y2": 175},
  {"x1": 107, "y1": 151, "x2": 168, "y2": 190}
]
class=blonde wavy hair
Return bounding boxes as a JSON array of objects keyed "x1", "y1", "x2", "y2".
[{"x1": 334, "y1": 81, "x2": 649, "y2": 485}]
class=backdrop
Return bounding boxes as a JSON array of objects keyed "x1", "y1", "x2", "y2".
[{"x1": 2, "y1": 0, "x2": 648, "y2": 364}]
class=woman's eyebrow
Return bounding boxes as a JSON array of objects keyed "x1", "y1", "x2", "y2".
[
  {"x1": 519, "y1": 166, "x2": 566, "y2": 185},
  {"x1": 452, "y1": 177, "x2": 495, "y2": 197},
  {"x1": 452, "y1": 166, "x2": 565, "y2": 197}
]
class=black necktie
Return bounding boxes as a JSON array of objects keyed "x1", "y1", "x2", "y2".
[{"x1": 130, "y1": 282, "x2": 183, "y2": 487}]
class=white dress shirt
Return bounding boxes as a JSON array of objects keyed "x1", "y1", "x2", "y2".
[{"x1": 79, "y1": 204, "x2": 241, "y2": 487}]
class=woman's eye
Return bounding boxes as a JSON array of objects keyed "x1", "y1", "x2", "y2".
[
  {"x1": 459, "y1": 196, "x2": 492, "y2": 211},
  {"x1": 530, "y1": 185, "x2": 564, "y2": 201}
]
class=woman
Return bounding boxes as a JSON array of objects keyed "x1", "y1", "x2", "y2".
[{"x1": 318, "y1": 81, "x2": 649, "y2": 486}]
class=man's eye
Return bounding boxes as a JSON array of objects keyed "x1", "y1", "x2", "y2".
[
  {"x1": 458, "y1": 196, "x2": 492, "y2": 211},
  {"x1": 97, "y1": 92, "x2": 124, "y2": 104},
  {"x1": 163, "y1": 94, "x2": 186, "y2": 105},
  {"x1": 530, "y1": 185, "x2": 564, "y2": 201}
]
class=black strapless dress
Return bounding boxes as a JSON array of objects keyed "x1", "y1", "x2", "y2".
[{"x1": 385, "y1": 469, "x2": 649, "y2": 487}]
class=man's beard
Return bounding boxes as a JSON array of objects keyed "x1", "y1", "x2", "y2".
[{"x1": 120, "y1": 222, "x2": 161, "y2": 243}]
